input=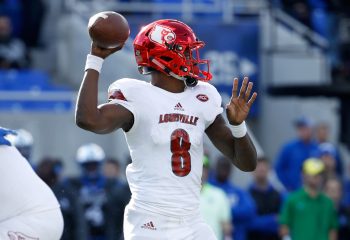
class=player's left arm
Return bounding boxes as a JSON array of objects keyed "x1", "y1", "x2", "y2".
[{"x1": 205, "y1": 77, "x2": 257, "y2": 172}]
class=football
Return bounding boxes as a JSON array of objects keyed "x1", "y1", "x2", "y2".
[{"x1": 88, "y1": 11, "x2": 130, "y2": 49}]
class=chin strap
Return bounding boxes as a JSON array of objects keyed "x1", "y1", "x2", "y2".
[
  {"x1": 184, "y1": 77, "x2": 198, "y2": 87},
  {"x1": 149, "y1": 57, "x2": 198, "y2": 87}
]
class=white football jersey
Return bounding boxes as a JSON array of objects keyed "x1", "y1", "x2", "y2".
[
  {"x1": 0, "y1": 146, "x2": 60, "y2": 221},
  {"x1": 108, "y1": 78, "x2": 223, "y2": 216}
]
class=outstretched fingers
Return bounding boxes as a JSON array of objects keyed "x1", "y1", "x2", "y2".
[
  {"x1": 238, "y1": 77, "x2": 248, "y2": 99},
  {"x1": 245, "y1": 82, "x2": 253, "y2": 102},
  {"x1": 231, "y1": 76, "x2": 257, "y2": 108},
  {"x1": 231, "y1": 78, "x2": 239, "y2": 99},
  {"x1": 247, "y1": 92, "x2": 258, "y2": 108}
]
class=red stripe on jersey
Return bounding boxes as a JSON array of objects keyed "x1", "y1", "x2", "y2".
[{"x1": 108, "y1": 89, "x2": 127, "y2": 101}]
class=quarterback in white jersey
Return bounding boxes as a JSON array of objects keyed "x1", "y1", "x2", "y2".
[
  {"x1": 108, "y1": 78, "x2": 223, "y2": 217},
  {"x1": 0, "y1": 128, "x2": 63, "y2": 240},
  {"x1": 76, "y1": 19, "x2": 257, "y2": 240}
]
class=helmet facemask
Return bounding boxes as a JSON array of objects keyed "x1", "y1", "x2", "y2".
[{"x1": 182, "y1": 43, "x2": 212, "y2": 83}]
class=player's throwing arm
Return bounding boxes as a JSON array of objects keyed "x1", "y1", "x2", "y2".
[{"x1": 75, "y1": 12, "x2": 134, "y2": 134}]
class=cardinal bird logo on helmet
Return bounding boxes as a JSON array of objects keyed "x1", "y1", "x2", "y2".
[{"x1": 149, "y1": 25, "x2": 176, "y2": 46}]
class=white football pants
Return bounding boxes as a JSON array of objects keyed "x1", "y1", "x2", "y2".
[{"x1": 123, "y1": 202, "x2": 217, "y2": 240}]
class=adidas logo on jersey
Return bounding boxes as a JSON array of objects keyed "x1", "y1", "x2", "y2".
[
  {"x1": 174, "y1": 102, "x2": 184, "y2": 111},
  {"x1": 141, "y1": 221, "x2": 157, "y2": 230}
]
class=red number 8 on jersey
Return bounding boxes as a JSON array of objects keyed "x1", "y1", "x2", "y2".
[{"x1": 170, "y1": 129, "x2": 191, "y2": 177}]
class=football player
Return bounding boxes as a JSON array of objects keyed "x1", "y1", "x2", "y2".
[
  {"x1": 66, "y1": 143, "x2": 125, "y2": 239},
  {"x1": 0, "y1": 127, "x2": 63, "y2": 240},
  {"x1": 76, "y1": 19, "x2": 257, "y2": 240}
]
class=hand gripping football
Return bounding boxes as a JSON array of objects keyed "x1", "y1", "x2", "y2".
[{"x1": 88, "y1": 11, "x2": 130, "y2": 49}]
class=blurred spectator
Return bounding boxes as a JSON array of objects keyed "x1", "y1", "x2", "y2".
[
  {"x1": 103, "y1": 157, "x2": 122, "y2": 181},
  {"x1": 103, "y1": 157, "x2": 131, "y2": 240},
  {"x1": 333, "y1": 42, "x2": 350, "y2": 83},
  {"x1": 247, "y1": 157, "x2": 283, "y2": 240},
  {"x1": 0, "y1": 0, "x2": 22, "y2": 37},
  {"x1": 341, "y1": 162, "x2": 350, "y2": 216},
  {"x1": 67, "y1": 143, "x2": 126, "y2": 240},
  {"x1": 308, "y1": 0, "x2": 341, "y2": 66},
  {"x1": 36, "y1": 157, "x2": 61, "y2": 187},
  {"x1": 315, "y1": 122, "x2": 331, "y2": 143},
  {"x1": 281, "y1": 0, "x2": 312, "y2": 28},
  {"x1": 318, "y1": 142, "x2": 341, "y2": 182},
  {"x1": 200, "y1": 155, "x2": 232, "y2": 240},
  {"x1": 209, "y1": 156, "x2": 256, "y2": 240},
  {"x1": 324, "y1": 177, "x2": 350, "y2": 240},
  {"x1": 268, "y1": 0, "x2": 283, "y2": 8},
  {"x1": 105, "y1": 180, "x2": 130, "y2": 240},
  {"x1": 6, "y1": 128, "x2": 33, "y2": 162},
  {"x1": 338, "y1": 0, "x2": 350, "y2": 16},
  {"x1": 275, "y1": 116, "x2": 319, "y2": 191},
  {"x1": 0, "y1": 15, "x2": 28, "y2": 69},
  {"x1": 315, "y1": 122, "x2": 343, "y2": 177},
  {"x1": 279, "y1": 158, "x2": 338, "y2": 240},
  {"x1": 36, "y1": 157, "x2": 86, "y2": 240},
  {"x1": 19, "y1": 0, "x2": 46, "y2": 48}
]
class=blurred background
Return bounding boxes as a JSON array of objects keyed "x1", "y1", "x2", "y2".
[{"x1": 1, "y1": 0, "x2": 350, "y2": 239}]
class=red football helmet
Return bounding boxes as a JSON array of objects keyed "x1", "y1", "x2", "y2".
[{"x1": 133, "y1": 19, "x2": 211, "y2": 87}]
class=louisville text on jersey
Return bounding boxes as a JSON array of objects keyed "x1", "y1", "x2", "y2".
[{"x1": 159, "y1": 113, "x2": 199, "y2": 126}]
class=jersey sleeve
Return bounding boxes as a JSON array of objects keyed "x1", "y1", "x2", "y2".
[
  {"x1": 107, "y1": 78, "x2": 139, "y2": 131},
  {"x1": 203, "y1": 83, "x2": 223, "y2": 128}
]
